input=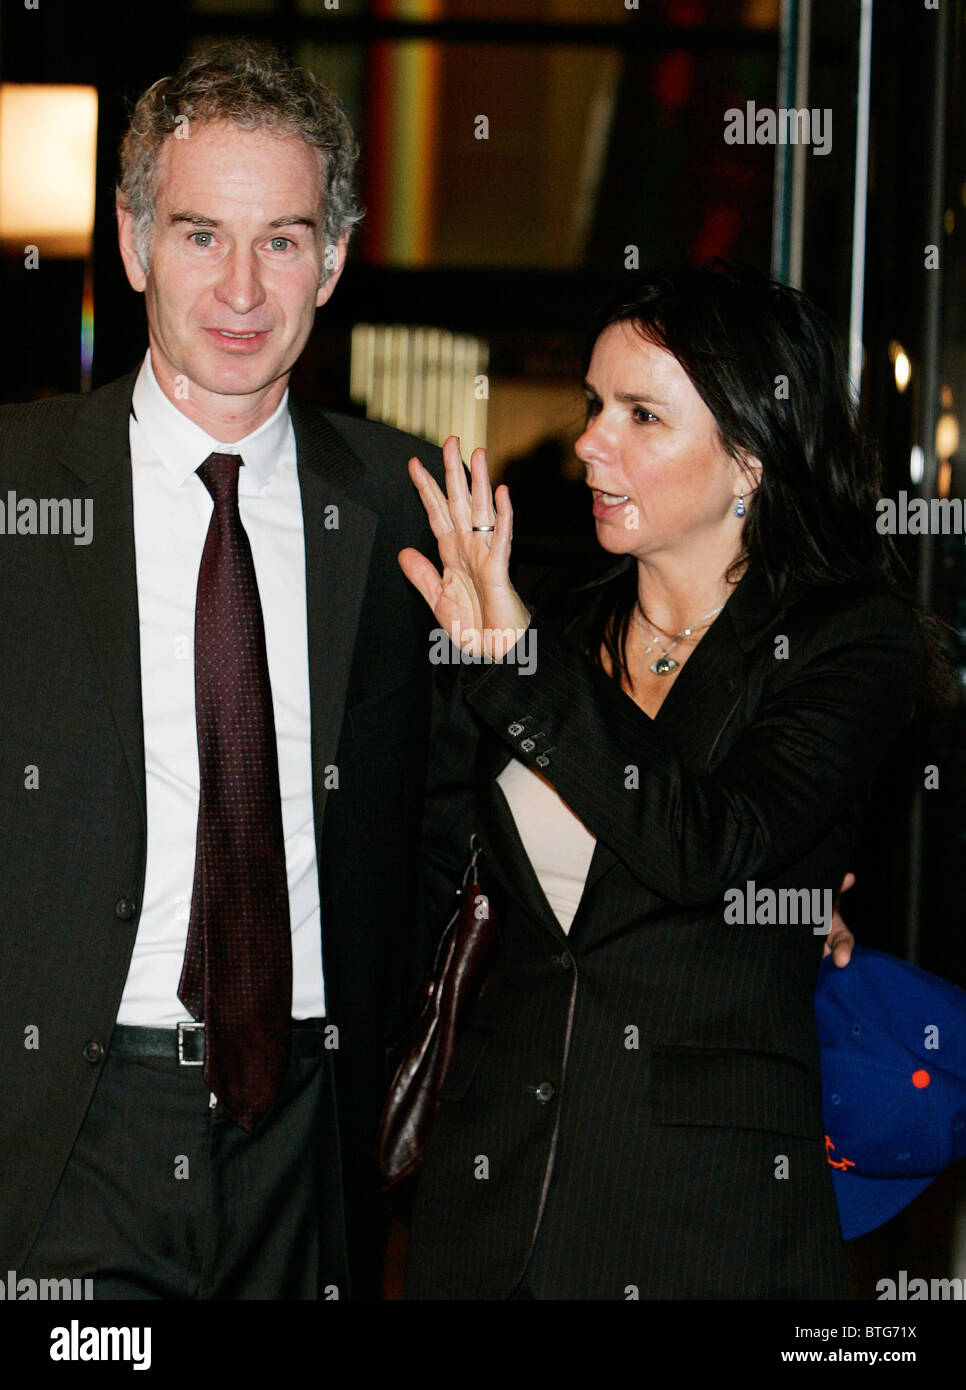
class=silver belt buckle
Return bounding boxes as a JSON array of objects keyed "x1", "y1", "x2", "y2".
[{"x1": 176, "y1": 1021, "x2": 205, "y2": 1066}]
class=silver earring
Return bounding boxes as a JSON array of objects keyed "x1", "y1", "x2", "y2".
[{"x1": 733, "y1": 495, "x2": 746, "y2": 518}]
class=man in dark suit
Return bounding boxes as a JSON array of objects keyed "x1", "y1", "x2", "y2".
[{"x1": 0, "y1": 41, "x2": 446, "y2": 1300}]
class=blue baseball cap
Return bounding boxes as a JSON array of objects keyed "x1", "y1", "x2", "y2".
[{"x1": 814, "y1": 945, "x2": 966, "y2": 1241}]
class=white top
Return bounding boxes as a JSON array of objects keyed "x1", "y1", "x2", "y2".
[
  {"x1": 116, "y1": 351, "x2": 325, "y2": 1025},
  {"x1": 496, "y1": 759, "x2": 597, "y2": 934}
]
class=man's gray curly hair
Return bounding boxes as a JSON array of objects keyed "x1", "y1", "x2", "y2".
[{"x1": 116, "y1": 40, "x2": 363, "y2": 280}]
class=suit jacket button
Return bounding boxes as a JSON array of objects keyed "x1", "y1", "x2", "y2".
[
  {"x1": 534, "y1": 1081, "x2": 555, "y2": 1104},
  {"x1": 82, "y1": 1040, "x2": 103, "y2": 1064},
  {"x1": 114, "y1": 896, "x2": 136, "y2": 921},
  {"x1": 559, "y1": 951, "x2": 573, "y2": 970}
]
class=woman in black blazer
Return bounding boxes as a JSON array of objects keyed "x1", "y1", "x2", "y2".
[{"x1": 397, "y1": 265, "x2": 930, "y2": 1300}]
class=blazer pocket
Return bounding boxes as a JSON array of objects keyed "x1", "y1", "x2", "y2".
[
  {"x1": 649, "y1": 1046, "x2": 821, "y2": 1139},
  {"x1": 438, "y1": 1026, "x2": 491, "y2": 1103}
]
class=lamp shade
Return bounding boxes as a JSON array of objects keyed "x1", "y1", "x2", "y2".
[{"x1": 0, "y1": 84, "x2": 98, "y2": 257}]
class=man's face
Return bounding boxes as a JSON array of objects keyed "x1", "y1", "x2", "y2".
[{"x1": 117, "y1": 119, "x2": 346, "y2": 425}]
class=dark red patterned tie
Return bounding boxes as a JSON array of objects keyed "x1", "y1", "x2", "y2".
[{"x1": 179, "y1": 452, "x2": 292, "y2": 1132}]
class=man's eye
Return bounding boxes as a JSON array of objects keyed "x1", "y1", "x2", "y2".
[
  {"x1": 583, "y1": 397, "x2": 601, "y2": 419},
  {"x1": 633, "y1": 407, "x2": 658, "y2": 424},
  {"x1": 190, "y1": 232, "x2": 214, "y2": 247},
  {"x1": 268, "y1": 236, "x2": 293, "y2": 251}
]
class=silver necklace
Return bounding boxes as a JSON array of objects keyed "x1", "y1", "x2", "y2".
[{"x1": 634, "y1": 601, "x2": 724, "y2": 677}]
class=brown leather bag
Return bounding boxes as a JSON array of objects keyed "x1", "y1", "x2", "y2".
[{"x1": 378, "y1": 835, "x2": 500, "y2": 1222}]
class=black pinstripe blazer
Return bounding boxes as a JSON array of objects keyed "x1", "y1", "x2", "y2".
[{"x1": 405, "y1": 561, "x2": 924, "y2": 1300}]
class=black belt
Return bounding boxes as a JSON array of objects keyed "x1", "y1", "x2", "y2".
[{"x1": 109, "y1": 1019, "x2": 328, "y2": 1066}]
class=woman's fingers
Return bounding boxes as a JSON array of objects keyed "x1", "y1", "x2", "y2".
[
  {"x1": 442, "y1": 436, "x2": 473, "y2": 533},
  {"x1": 823, "y1": 869, "x2": 856, "y2": 965},
  {"x1": 837, "y1": 872, "x2": 856, "y2": 898},
  {"x1": 490, "y1": 482, "x2": 514, "y2": 571},
  {"x1": 406, "y1": 440, "x2": 518, "y2": 636},
  {"x1": 442, "y1": 436, "x2": 499, "y2": 538},
  {"x1": 398, "y1": 546, "x2": 442, "y2": 612},
  {"x1": 469, "y1": 447, "x2": 496, "y2": 532},
  {"x1": 408, "y1": 456, "x2": 458, "y2": 543},
  {"x1": 824, "y1": 921, "x2": 855, "y2": 968},
  {"x1": 412, "y1": 439, "x2": 500, "y2": 545},
  {"x1": 823, "y1": 871, "x2": 856, "y2": 967}
]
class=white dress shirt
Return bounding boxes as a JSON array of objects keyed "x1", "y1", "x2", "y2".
[
  {"x1": 116, "y1": 352, "x2": 325, "y2": 1024},
  {"x1": 496, "y1": 759, "x2": 597, "y2": 934}
]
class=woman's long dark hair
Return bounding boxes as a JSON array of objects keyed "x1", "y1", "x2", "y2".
[{"x1": 576, "y1": 262, "x2": 953, "y2": 704}]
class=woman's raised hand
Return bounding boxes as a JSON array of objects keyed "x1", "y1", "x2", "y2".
[{"x1": 398, "y1": 435, "x2": 531, "y2": 660}]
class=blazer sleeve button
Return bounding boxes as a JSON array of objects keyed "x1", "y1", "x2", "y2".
[
  {"x1": 533, "y1": 1081, "x2": 555, "y2": 1104},
  {"x1": 114, "y1": 896, "x2": 137, "y2": 921},
  {"x1": 82, "y1": 1040, "x2": 104, "y2": 1064}
]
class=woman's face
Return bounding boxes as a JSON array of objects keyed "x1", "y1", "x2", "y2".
[{"x1": 576, "y1": 321, "x2": 753, "y2": 565}]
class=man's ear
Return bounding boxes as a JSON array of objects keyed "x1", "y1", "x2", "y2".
[
  {"x1": 117, "y1": 202, "x2": 148, "y2": 293},
  {"x1": 315, "y1": 231, "x2": 349, "y2": 308}
]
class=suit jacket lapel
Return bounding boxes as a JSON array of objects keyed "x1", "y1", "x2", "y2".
[
  {"x1": 289, "y1": 397, "x2": 377, "y2": 836},
  {"x1": 55, "y1": 369, "x2": 146, "y2": 829},
  {"x1": 52, "y1": 378, "x2": 379, "y2": 848}
]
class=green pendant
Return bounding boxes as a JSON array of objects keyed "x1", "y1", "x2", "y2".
[{"x1": 650, "y1": 655, "x2": 678, "y2": 676}]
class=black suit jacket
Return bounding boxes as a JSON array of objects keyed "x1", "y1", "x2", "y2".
[
  {"x1": 0, "y1": 368, "x2": 447, "y2": 1297},
  {"x1": 405, "y1": 561, "x2": 925, "y2": 1299}
]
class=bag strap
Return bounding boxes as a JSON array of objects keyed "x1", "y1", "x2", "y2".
[{"x1": 460, "y1": 832, "x2": 482, "y2": 891}]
